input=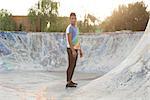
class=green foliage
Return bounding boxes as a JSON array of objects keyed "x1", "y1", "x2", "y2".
[
  {"x1": 28, "y1": 1, "x2": 100, "y2": 33},
  {"x1": 78, "y1": 14, "x2": 100, "y2": 33},
  {"x1": 19, "y1": 24, "x2": 25, "y2": 31},
  {"x1": 0, "y1": 9, "x2": 16, "y2": 31},
  {"x1": 101, "y1": 1, "x2": 149, "y2": 32},
  {"x1": 28, "y1": 0, "x2": 59, "y2": 32},
  {"x1": 48, "y1": 17, "x2": 70, "y2": 32},
  {"x1": 28, "y1": 8, "x2": 37, "y2": 31}
]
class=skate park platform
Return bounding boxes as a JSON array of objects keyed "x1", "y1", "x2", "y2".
[{"x1": 0, "y1": 28, "x2": 148, "y2": 100}]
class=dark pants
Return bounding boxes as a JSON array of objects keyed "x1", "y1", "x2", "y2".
[{"x1": 66, "y1": 48, "x2": 78, "y2": 82}]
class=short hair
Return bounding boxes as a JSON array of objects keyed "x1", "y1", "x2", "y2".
[{"x1": 70, "y1": 12, "x2": 76, "y2": 17}]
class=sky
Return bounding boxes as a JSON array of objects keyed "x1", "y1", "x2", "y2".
[{"x1": 0, "y1": 0, "x2": 149, "y2": 21}]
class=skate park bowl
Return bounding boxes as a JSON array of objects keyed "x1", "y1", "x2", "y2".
[
  {"x1": 69, "y1": 20, "x2": 150, "y2": 100},
  {"x1": 0, "y1": 27, "x2": 148, "y2": 99}
]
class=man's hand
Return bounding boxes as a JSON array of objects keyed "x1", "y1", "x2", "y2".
[
  {"x1": 79, "y1": 49, "x2": 83, "y2": 58},
  {"x1": 71, "y1": 49, "x2": 77, "y2": 58}
]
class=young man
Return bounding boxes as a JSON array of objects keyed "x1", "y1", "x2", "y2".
[{"x1": 65, "y1": 12, "x2": 83, "y2": 88}]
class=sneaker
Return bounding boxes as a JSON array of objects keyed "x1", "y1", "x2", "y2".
[
  {"x1": 71, "y1": 81, "x2": 78, "y2": 85},
  {"x1": 66, "y1": 82, "x2": 77, "y2": 88}
]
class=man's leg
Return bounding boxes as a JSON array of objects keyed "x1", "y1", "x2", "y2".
[
  {"x1": 66, "y1": 49, "x2": 78, "y2": 87},
  {"x1": 70, "y1": 50, "x2": 78, "y2": 82},
  {"x1": 66, "y1": 48, "x2": 74, "y2": 83}
]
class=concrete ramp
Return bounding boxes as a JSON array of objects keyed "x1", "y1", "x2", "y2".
[
  {"x1": 0, "y1": 30, "x2": 145, "y2": 99},
  {"x1": 0, "y1": 32, "x2": 142, "y2": 74},
  {"x1": 71, "y1": 20, "x2": 150, "y2": 100}
]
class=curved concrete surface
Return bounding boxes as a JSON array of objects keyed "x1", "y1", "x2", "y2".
[
  {"x1": 71, "y1": 20, "x2": 150, "y2": 100},
  {"x1": 0, "y1": 30, "x2": 145, "y2": 99}
]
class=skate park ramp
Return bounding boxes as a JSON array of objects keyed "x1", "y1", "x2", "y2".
[
  {"x1": 0, "y1": 30, "x2": 145, "y2": 99},
  {"x1": 70, "y1": 20, "x2": 150, "y2": 100},
  {"x1": 0, "y1": 31, "x2": 142, "y2": 74},
  {"x1": 0, "y1": 31, "x2": 144, "y2": 100}
]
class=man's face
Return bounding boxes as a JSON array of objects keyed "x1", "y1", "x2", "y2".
[{"x1": 70, "y1": 15, "x2": 77, "y2": 25}]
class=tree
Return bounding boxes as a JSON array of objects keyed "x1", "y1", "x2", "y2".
[
  {"x1": 28, "y1": 0, "x2": 59, "y2": 32},
  {"x1": 0, "y1": 9, "x2": 16, "y2": 31},
  {"x1": 28, "y1": 8, "x2": 37, "y2": 31},
  {"x1": 101, "y1": 1, "x2": 149, "y2": 32},
  {"x1": 77, "y1": 14, "x2": 100, "y2": 33},
  {"x1": 48, "y1": 17, "x2": 70, "y2": 32}
]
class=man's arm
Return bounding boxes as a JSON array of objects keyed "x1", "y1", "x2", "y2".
[
  {"x1": 79, "y1": 43, "x2": 83, "y2": 58},
  {"x1": 68, "y1": 33, "x2": 77, "y2": 57},
  {"x1": 68, "y1": 33, "x2": 74, "y2": 51}
]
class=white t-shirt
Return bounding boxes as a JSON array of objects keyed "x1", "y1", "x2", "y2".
[{"x1": 65, "y1": 24, "x2": 80, "y2": 49}]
